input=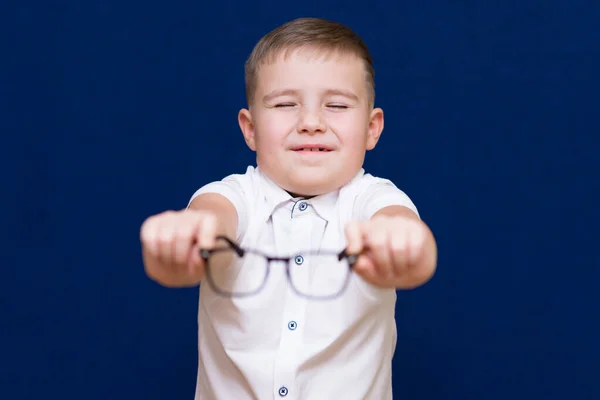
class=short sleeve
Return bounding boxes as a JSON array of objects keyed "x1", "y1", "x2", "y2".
[
  {"x1": 354, "y1": 175, "x2": 419, "y2": 220},
  {"x1": 186, "y1": 173, "x2": 249, "y2": 240}
]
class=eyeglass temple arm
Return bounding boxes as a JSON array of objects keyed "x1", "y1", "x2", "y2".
[
  {"x1": 339, "y1": 249, "x2": 359, "y2": 268},
  {"x1": 213, "y1": 235, "x2": 244, "y2": 257}
]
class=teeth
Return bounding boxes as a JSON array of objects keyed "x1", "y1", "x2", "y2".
[{"x1": 298, "y1": 147, "x2": 327, "y2": 151}]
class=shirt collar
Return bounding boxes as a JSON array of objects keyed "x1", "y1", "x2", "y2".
[{"x1": 257, "y1": 167, "x2": 365, "y2": 223}]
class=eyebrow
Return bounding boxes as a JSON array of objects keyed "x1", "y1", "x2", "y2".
[
  {"x1": 262, "y1": 89, "x2": 299, "y2": 103},
  {"x1": 262, "y1": 88, "x2": 360, "y2": 103},
  {"x1": 324, "y1": 89, "x2": 359, "y2": 102}
]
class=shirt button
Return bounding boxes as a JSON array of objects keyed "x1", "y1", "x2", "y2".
[
  {"x1": 298, "y1": 201, "x2": 308, "y2": 211},
  {"x1": 288, "y1": 321, "x2": 297, "y2": 330},
  {"x1": 294, "y1": 255, "x2": 304, "y2": 265},
  {"x1": 278, "y1": 386, "x2": 288, "y2": 397}
]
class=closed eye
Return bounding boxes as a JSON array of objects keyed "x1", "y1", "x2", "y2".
[
  {"x1": 327, "y1": 104, "x2": 349, "y2": 109},
  {"x1": 275, "y1": 103, "x2": 295, "y2": 108}
]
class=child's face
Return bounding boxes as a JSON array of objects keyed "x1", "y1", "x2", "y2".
[{"x1": 239, "y1": 49, "x2": 383, "y2": 196}]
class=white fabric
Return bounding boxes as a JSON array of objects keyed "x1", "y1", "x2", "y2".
[{"x1": 187, "y1": 166, "x2": 419, "y2": 400}]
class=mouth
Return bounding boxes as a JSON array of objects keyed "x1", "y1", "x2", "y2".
[{"x1": 292, "y1": 146, "x2": 333, "y2": 152}]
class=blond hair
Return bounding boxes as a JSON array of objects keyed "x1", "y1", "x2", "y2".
[{"x1": 244, "y1": 17, "x2": 375, "y2": 106}]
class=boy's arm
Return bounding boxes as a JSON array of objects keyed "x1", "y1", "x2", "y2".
[{"x1": 188, "y1": 193, "x2": 239, "y2": 241}]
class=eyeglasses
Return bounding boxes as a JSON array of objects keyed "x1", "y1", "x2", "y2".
[{"x1": 199, "y1": 236, "x2": 359, "y2": 300}]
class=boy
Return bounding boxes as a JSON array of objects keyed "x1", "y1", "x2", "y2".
[{"x1": 140, "y1": 17, "x2": 437, "y2": 400}]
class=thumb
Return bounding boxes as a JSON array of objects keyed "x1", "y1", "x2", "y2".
[
  {"x1": 197, "y1": 212, "x2": 217, "y2": 249},
  {"x1": 344, "y1": 221, "x2": 364, "y2": 255}
]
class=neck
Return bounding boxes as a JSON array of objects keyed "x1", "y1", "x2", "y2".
[{"x1": 286, "y1": 190, "x2": 316, "y2": 199}]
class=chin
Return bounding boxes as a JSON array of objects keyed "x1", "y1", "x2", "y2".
[{"x1": 260, "y1": 162, "x2": 359, "y2": 197}]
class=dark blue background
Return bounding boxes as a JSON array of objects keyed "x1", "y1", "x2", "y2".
[{"x1": 2, "y1": 1, "x2": 599, "y2": 399}]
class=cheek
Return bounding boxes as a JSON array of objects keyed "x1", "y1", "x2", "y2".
[
  {"x1": 255, "y1": 114, "x2": 291, "y2": 150},
  {"x1": 328, "y1": 113, "x2": 369, "y2": 146}
]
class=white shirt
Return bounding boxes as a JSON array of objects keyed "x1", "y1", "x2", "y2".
[{"x1": 188, "y1": 166, "x2": 419, "y2": 400}]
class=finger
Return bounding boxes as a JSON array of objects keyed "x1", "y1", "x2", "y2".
[
  {"x1": 353, "y1": 253, "x2": 382, "y2": 286},
  {"x1": 198, "y1": 213, "x2": 217, "y2": 250},
  {"x1": 364, "y1": 222, "x2": 392, "y2": 279},
  {"x1": 187, "y1": 241, "x2": 205, "y2": 276},
  {"x1": 353, "y1": 253, "x2": 373, "y2": 274},
  {"x1": 189, "y1": 213, "x2": 212, "y2": 275},
  {"x1": 173, "y1": 217, "x2": 195, "y2": 266},
  {"x1": 389, "y1": 227, "x2": 409, "y2": 275},
  {"x1": 190, "y1": 213, "x2": 217, "y2": 276},
  {"x1": 157, "y1": 220, "x2": 174, "y2": 266},
  {"x1": 140, "y1": 216, "x2": 160, "y2": 257},
  {"x1": 407, "y1": 225, "x2": 426, "y2": 265},
  {"x1": 344, "y1": 221, "x2": 364, "y2": 255}
]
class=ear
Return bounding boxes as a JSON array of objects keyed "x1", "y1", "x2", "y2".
[
  {"x1": 238, "y1": 108, "x2": 256, "y2": 151},
  {"x1": 366, "y1": 107, "x2": 384, "y2": 150}
]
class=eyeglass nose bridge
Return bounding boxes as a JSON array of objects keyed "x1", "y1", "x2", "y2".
[{"x1": 267, "y1": 256, "x2": 293, "y2": 263}]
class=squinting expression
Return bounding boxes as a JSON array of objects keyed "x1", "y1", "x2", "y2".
[{"x1": 238, "y1": 49, "x2": 384, "y2": 197}]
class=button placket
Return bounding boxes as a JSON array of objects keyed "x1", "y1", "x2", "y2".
[{"x1": 272, "y1": 201, "x2": 313, "y2": 400}]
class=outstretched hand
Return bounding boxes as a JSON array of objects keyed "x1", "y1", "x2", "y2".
[{"x1": 345, "y1": 213, "x2": 435, "y2": 289}]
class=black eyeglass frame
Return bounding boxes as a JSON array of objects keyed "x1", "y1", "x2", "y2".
[{"x1": 199, "y1": 235, "x2": 359, "y2": 300}]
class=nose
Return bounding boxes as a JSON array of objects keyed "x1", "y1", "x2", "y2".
[{"x1": 297, "y1": 108, "x2": 327, "y2": 134}]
